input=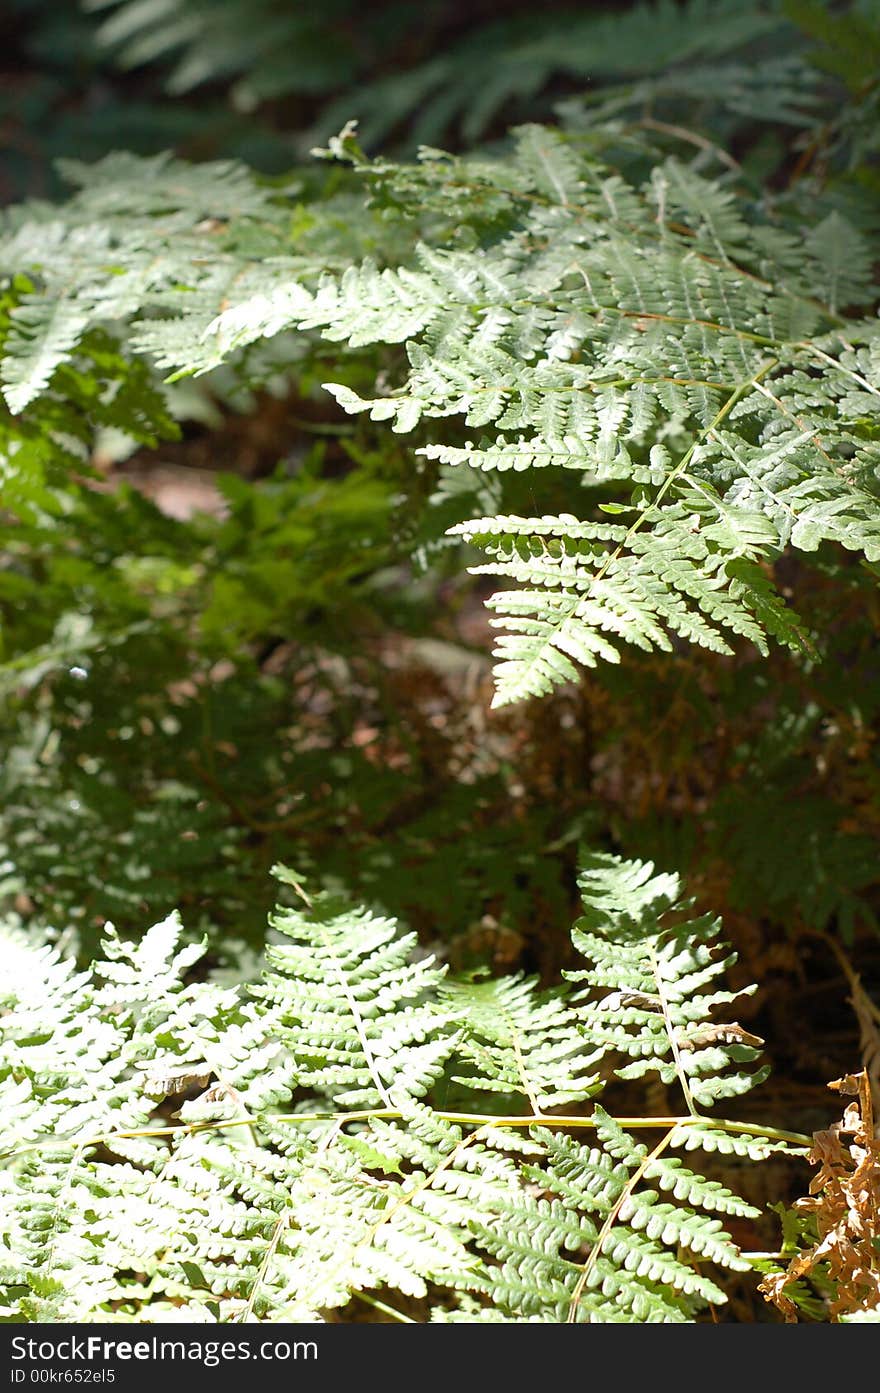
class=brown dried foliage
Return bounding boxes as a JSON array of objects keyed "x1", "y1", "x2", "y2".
[{"x1": 760, "y1": 1071, "x2": 880, "y2": 1321}]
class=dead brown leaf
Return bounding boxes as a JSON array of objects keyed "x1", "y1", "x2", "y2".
[{"x1": 759, "y1": 1070, "x2": 880, "y2": 1321}]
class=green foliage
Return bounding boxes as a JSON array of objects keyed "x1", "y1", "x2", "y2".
[
  {"x1": 81, "y1": 0, "x2": 805, "y2": 148},
  {"x1": 4, "y1": 0, "x2": 822, "y2": 216},
  {"x1": 2, "y1": 0, "x2": 880, "y2": 1327},
  {"x1": 5, "y1": 119, "x2": 878, "y2": 711},
  {"x1": 0, "y1": 851, "x2": 800, "y2": 1323},
  {"x1": 84, "y1": 0, "x2": 361, "y2": 109}
]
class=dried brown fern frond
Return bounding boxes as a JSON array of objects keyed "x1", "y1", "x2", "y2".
[{"x1": 760, "y1": 1071, "x2": 880, "y2": 1321}]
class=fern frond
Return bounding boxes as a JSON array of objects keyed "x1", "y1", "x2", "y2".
[
  {"x1": 568, "y1": 850, "x2": 769, "y2": 1110},
  {"x1": 4, "y1": 119, "x2": 878, "y2": 704},
  {"x1": 451, "y1": 495, "x2": 805, "y2": 705},
  {"x1": 257, "y1": 868, "x2": 459, "y2": 1109},
  {"x1": 0, "y1": 851, "x2": 794, "y2": 1322},
  {"x1": 85, "y1": 0, "x2": 799, "y2": 148},
  {"x1": 464, "y1": 1109, "x2": 752, "y2": 1322}
]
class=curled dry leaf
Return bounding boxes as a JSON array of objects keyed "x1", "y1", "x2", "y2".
[
  {"x1": 677, "y1": 1022, "x2": 764, "y2": 1052},
  {"x1": 139, "y1": 1062, "x2": 214, "y2": 1098},
  {"x1": 759, "y1": 1070, "x2": 880, "y2": 1321}
]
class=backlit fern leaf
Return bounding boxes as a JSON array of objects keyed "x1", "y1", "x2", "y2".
[
  {"x1": 451, "y1": 499, "x2": 805, "y2": 705},
  {"x1": 3, "y1": 121, "x2": 878, "y2": 705},
  {"x1": 568, "y1": 850, "x2": 769, "y2": 1109},
  {"x1": 464, "y1": 1109, "x2": 753, "y2": 1322},
  {"x1": 257, "y1": 867, "x2": 459, "y2": 1108},
  {"x1": 0, "y1": 850, "x2": 795, "y2": 1323}
]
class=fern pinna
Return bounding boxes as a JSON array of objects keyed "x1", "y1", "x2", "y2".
[{"x1": 0, "y1": 851, "x2": 804, "y2": 1323}]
